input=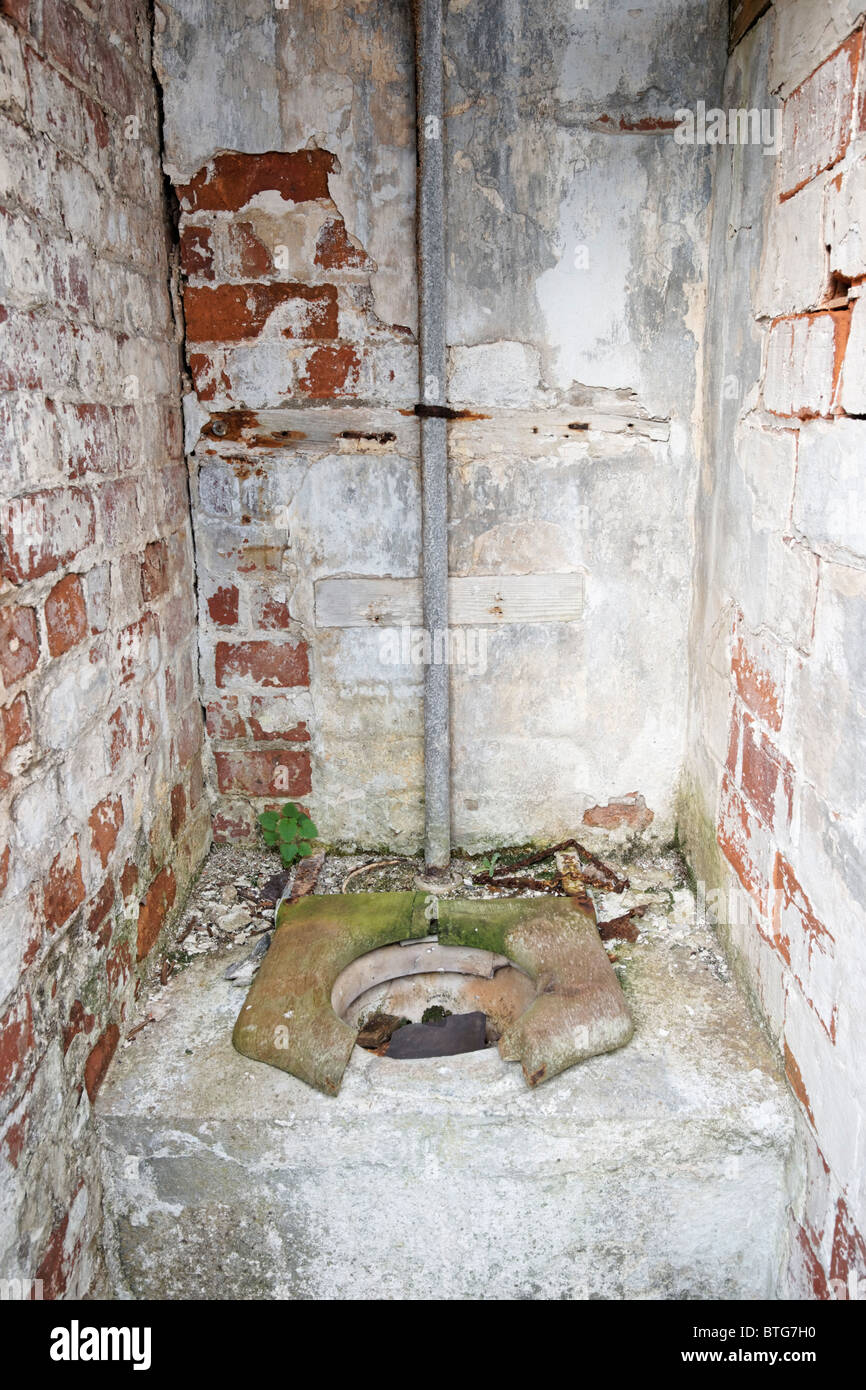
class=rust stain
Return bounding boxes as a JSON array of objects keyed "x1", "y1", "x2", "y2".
[
  {"x1": 339, "y1": 429, "x2": 397, "y2": 444},
  {"x1": 405, "y1": 403, "x2": 491, "y2": 421},
  {"x1": 202, "y1": 411, "x2": 307, "y2": 448},
  {"x1": 594, "y1": 114, "x2": 680, "y2": 133},
  {"x1": 598, "y1": 906, "x2": 646, "y2": 943}
]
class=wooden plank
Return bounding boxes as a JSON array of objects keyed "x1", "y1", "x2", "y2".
[
  {"x1": 450, "y1": 573, "x2": 585, "y2": 624},
  {"x1": 316, "y1": 577, "x2": 422, "y2": 627},
  {"x1": 729, "y1": 0, "x2": 771, "y2": 50},
  {"x1": 314, "y1": 573, "x2": 585, "y2": 627}
]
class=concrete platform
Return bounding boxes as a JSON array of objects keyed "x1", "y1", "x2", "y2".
[{"x1": 96, "y1": 900, "x2": 796, "y2": 1300}]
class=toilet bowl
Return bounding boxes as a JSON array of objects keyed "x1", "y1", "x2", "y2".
[{"x1": 232, "y1": 890, "x2": 633, "y2": 1095}]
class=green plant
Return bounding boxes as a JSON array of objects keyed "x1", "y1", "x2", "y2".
[
  {"x1": 258, "y1": 802, "x2": 319, "y2": 869},
  {"x1": 479, "y1": 852, "x2": 501, "y2": 877}
]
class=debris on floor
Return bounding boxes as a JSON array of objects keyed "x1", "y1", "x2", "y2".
[
  {"x1": 356, "y1": 1011, "x2": 409, "y2": 1051},
  {"x1": 421, "y1": 1004, "x2": 452, "y2": 1024},
  {"x1": 131, "y1": 837, "x2": 732, "y2": 1060}
]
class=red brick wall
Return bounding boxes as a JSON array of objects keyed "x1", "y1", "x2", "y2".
[
  {"x1": 0, "y1": 1, "x2": 207, "y2": 1295},
  {"x1": 689, "y1": 6, "x2": 866, "y2": 1300},
  {"x1": 175, "y1": 148, "x2": 417, "y2": 842}
]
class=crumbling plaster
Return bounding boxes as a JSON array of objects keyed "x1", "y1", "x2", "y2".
[
  {"x1": 682, "y1": 0, "x2": 866, "y2": 1297},
  {"x1": 155, "y1": 0, "x2": 729, "y2": 852}
]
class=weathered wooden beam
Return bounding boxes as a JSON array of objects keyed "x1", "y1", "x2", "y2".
[
  {"x1": 314, "y1": 572, "x2": 585, "y2": 627},
  {"x1": 729, "y1": 0, "x2": 772, "y2": 50}
]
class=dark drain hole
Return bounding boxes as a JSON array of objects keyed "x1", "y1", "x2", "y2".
[{"x1": 356, "y1": 1009, "x2": 492, "y2": 1059}]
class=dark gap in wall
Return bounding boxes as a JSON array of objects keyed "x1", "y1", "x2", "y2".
[{"x1": 147, "y1": 0, "x2": 211, "y2": 808}]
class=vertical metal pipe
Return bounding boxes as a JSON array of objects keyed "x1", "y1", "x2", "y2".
[{"x1": 414, "y1": 0, "x2": 451, "y2": 874}]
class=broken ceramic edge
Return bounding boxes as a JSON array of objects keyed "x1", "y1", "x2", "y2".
[{"x1": 231, "y1": 891, "x2": 633, "y2": 1096}]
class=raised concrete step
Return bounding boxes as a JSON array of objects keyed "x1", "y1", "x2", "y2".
[{"x1": 96, "y1": 896, "x2": 796, "y2": 1300}]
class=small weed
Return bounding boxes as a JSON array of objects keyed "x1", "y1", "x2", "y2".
[{"x1": 258, "y1": 802, "x2": 319, "y2": 869}]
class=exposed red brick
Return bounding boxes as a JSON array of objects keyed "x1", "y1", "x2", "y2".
[
  {"x1": 60, "y1": 403, "x2": 116, "y2": 480},
  {"x1": 829, "y1": 1196, "x2": 866, "y2": 1289},
  {"x1": 86, "y1": 875, "x2": 115, "y2": 942},
  {"x1": 179, "y1": 224, "x2": 214, "y2": 280},
  {"x1": 772, "y1": 852, "x2": 837, "y2": 1039},
  {"x1": 44, "y1": 573, "x2": 87, "y2": 657},
  {"x1": 780, "y1": 33, "x2": 861, "y2": 201},
  {"x1": 83, "y1": 1023, "x2": 119, "y2": 1101},
  {"x1": 207, "y1": 583, "x2": 239, "y2": 626},
  {"x1": 35, "y1": 1200, "x2": 78, "y2": 1300},
  {"x1": 784, "y1": 1040, "x2": 816, "y2": 1127},
  {"x1": 88, "y1": 794, "x2": 124, "y2": 869},
  {"x1": 726, "y1": 705, "x2": 741, "y2": 777},
  {"x1": 90, "y1": 29, "x2": 133, "y2": 112},
  {"x1": 99, "y1": 477, "x2": 139, "y2": 548},
  {"x1": 740, "y1": 715, "x2": 794, "y2": 832},
  {"x1": 43, "y1": 0, "x2": 90, "y2": 83},
  {"x1": 141, "y1": 538, "x2": 170, "y2": 602},
  {"x1": 136, "y1": 865, "x2": 176, "y2": 961},
  {"x1": 82, "y1": 92, "x2": 109, "y2": 152},
  {"x1": 119, "y1": 859, "x2": 138, "y2": 900},
  {"x1": 227, "y1": 221, "x2": 274, "y2": 276},
  {"x1": 189, "y1": 757, "x2": 204, "y2": 808},
  {"x1": 104, "y1": 0, "x2": 138, "y2": 44},
  {"x1": 184, "y1": 281, "x2": 338, "y2": 343},
  {"x1": 298, "y1": 344, "x2": 360, "y2": 398},
  {"x1": 315, "y1": 217, "x2": 369, "y2": 269},
  {"x1": 62, "y1": 999, "x2": 95, "y2": 1055},
  {"x1": 252, "y1": 589, "x2": 292, "y2": 630},
  {"x1": 206, "y1": 697, "x2": 246, "y2": 740},
  {"x1": 215, "y1": 638, "x2": 309, "y2": 689},
  {"x1": 170, "y1": 783, "x2": 186, "y2": 837},
  {"x1": 1, "y1": 693, "x2": 31, "y2": 790},
  {"x1": 2, "y1": 1111, "x2": 28, "y2": 1168},
  {"x1": 188, "y1": 352, "x2": 226, "y2": 403},
  {"x1": 0, "y1": 845, "x2": 9, "y2": 897},
  {"x1": 582, "y1": 792, "x2": 653, "y2": 831},
  {"x1": 0, "y1": 487, "x2": 95, "y2": 584},
  {"x1": 732, "y1": 630, "x2": 784, "y2": 731},
  {"x1": 792, "y1": 1223, "x2": 830, "y2": 1299},
  {"x1": 106, "y1": 939, "x2": 132, "y2": 1003},
  {"x1": 174, "y1": 702, "x2": 203, "y2": 766},
  {"x1": 45, "y1": 840, "x2": 86, "y2": 931},
  {"x1": 162, "y1": 593, "x2": 191, "y2": 647},
  {"x1": 136, "y1": 701, "x2": 156, "y2": 755},
  {"x1": 774, "y1": 853, "x2": 833, "y2": 957},
  {"x1": 107, "y1": 705, "x2": 130, "y2": 769},
  {"x1": 117, "y1": 612, "x2": 158, "y2": 685},
  {"x1": 214, "y1": 749, "x2": 312, "y2": 797},
  {"x1": 0, "y1": 993, "x2": 34, "y2": 1100},
  {"x1": 175, "y1": 149, "x2": 336, "y2": 213},
  {"x1": 717, "y1": 773, "x2": 770, "y2": 913},
  {"x1": 0, "y1": 0, "x2": 30, "y2": 27},
  {"x1": 830, "y1": 302, "x2": 854, "y2": 405},
  {"x1": 0, "y1": 604, "x2": 39, "y2": 683},
  {"x1": 248, "y1": 703, "x2": 310, "y2": 743},
  {"x1": 212, "y1": 806, "x2": 257, "y2": 842}
]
